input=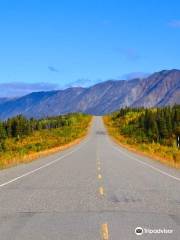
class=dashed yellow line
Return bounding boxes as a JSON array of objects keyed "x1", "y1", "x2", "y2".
[
  {"x1": 96, "y1": 157, "x2": 109, "y2": 239},
  {"x1": 99, "y1": 186, "x2": 104, "y2": 196},
  {"x1": 98, "y1": 174, "x2": 102, "y2": 180},
  {"x1": 101, "y1": 223, "x2": 109, "y2": 240}
]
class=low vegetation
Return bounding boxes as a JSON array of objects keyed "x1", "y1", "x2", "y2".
[
  {"x1": 0, "y1": 113, "x2": 92, "y2": 169},
  {"x1": 104, "y1": 105, "x2": 180, "y2": 168}
]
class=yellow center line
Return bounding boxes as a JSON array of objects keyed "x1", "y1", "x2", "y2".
[
  {"x1": 98, "y1": 166, "x2": 101, "y2": 171},
  {"x1": 101, "y1": 223, "x2": 109, "y2": 240},
  {"x1": 99, "y1": 186, "x2": 104, "y2": 196},
  {"x1": 98, "y1": 174, "x2": 102, "y2": 180}
]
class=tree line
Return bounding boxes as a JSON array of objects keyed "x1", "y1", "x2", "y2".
[
  {"x1": 0, "y1": 113, "x2": 87, "y2": 151},
  {"x1": 112, "y1": 105, "x2": 180, "y2": 147}
]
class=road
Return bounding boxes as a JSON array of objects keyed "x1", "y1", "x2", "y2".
[{"x1": 0, "y1": 117, "x2": 180, "y2": 239}]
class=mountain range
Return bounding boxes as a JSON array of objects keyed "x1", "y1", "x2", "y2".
[{"x1": 0, "y1": 69, "x2": 179, "y2": 119}]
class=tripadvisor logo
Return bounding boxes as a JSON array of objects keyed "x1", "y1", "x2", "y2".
[
  {"x1": 135, "y1": 227, "x2": 143, "y2": 236},
  {"x1": 135, "y1": 226, "x2": 173, "y2": 236}
]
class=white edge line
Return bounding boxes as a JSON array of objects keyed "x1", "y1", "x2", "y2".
[
  {"x1": 113, "y1": 144, "x2": 180, "y2": 182},
  {"x1": 0, "y1": 140, "x2": 88, "y2": 188}
]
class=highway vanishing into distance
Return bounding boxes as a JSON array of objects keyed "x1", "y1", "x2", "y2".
[{"x1": 0, "y1": 117, "x2": 180, "y2": 239}]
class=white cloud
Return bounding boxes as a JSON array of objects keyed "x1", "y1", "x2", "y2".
[
  {"x1": 168, "y1": 20, "x2": 180, "y2": 28},
  {"x1": 120, "y1": 72, "x2": 150, "y2": 80},
  {"x1": 0, "y1": 82, "x2": 59, "y2": 97},
  {"x1": 65, "y1": 78, "x2": 103, "y2": 88}
]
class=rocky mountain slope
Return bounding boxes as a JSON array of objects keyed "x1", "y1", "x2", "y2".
[{"x1": 0, "y1": 69, "x2": 179, "y2": 119}]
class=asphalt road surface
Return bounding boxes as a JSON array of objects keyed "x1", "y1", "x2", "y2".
[{"x1": 0, "y1": 117, "x2": 180, "y2": 240}]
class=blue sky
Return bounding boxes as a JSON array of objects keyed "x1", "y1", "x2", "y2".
[{"x1": 0, "y1": 0, "x2": 180, "y2": 97}]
